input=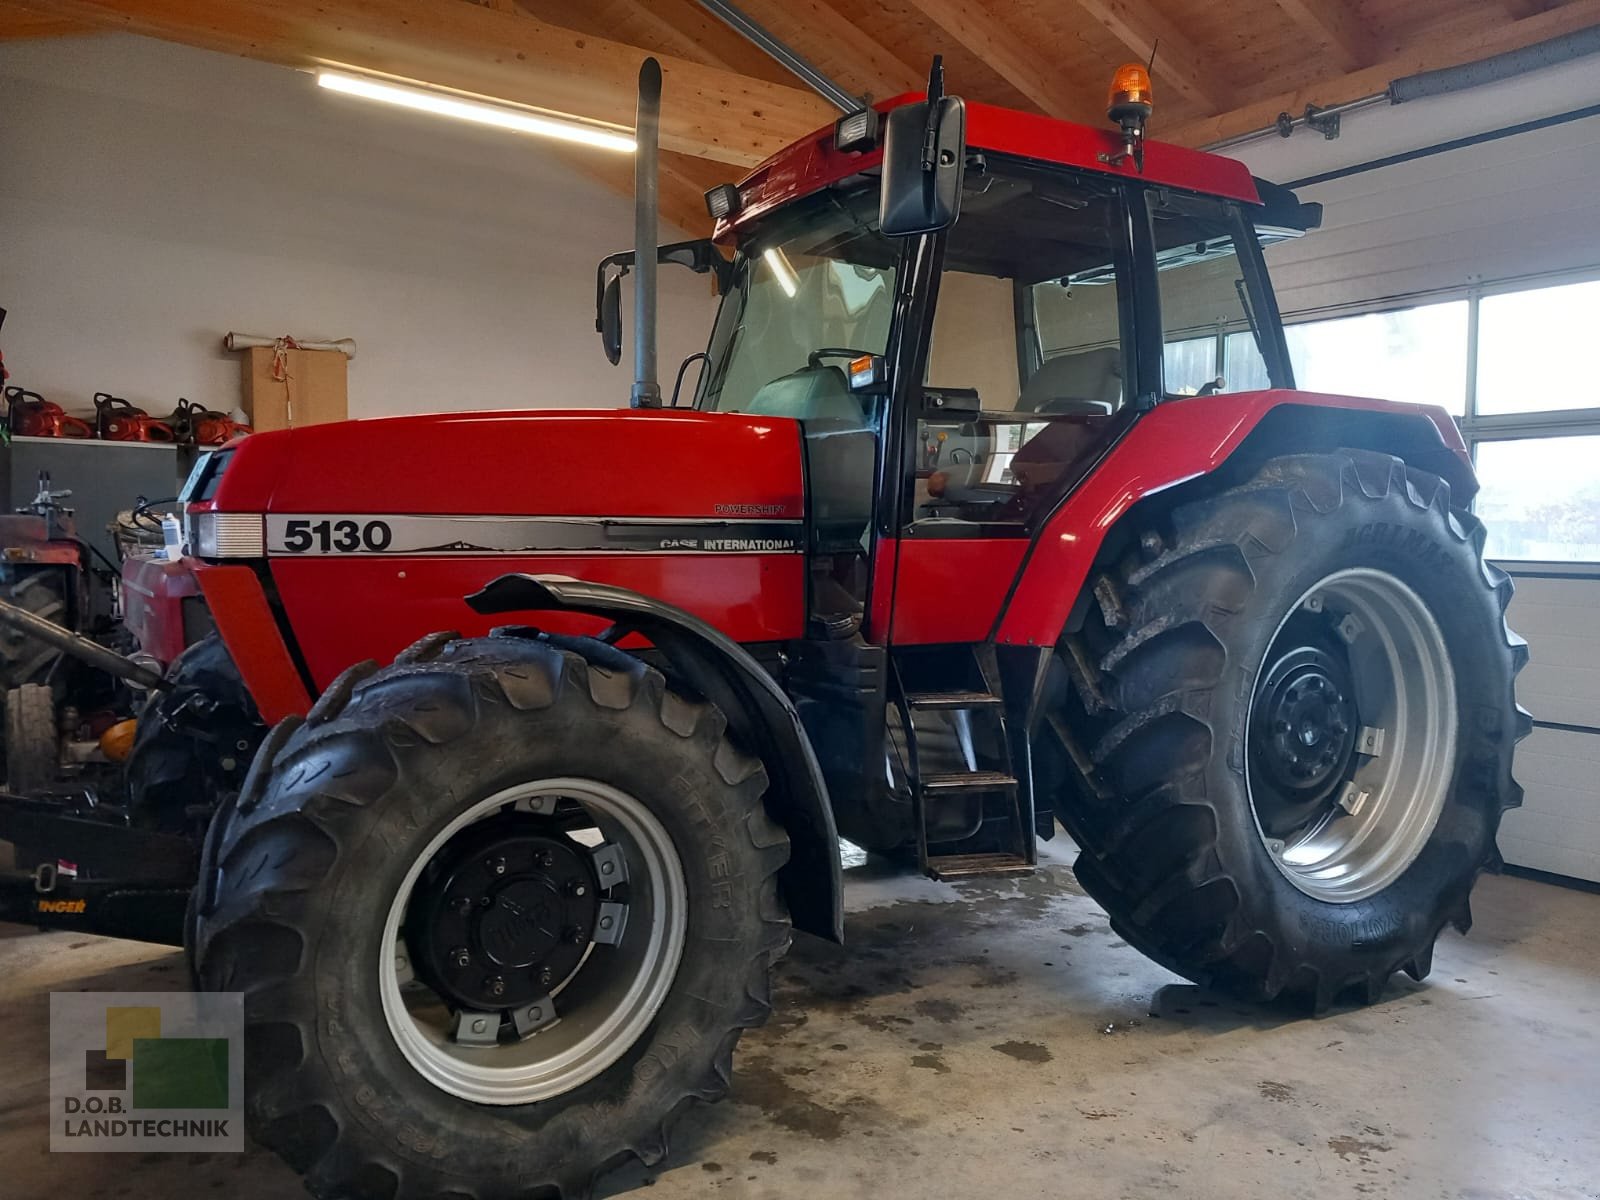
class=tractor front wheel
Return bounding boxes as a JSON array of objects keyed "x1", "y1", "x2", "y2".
[
  {"x1": 1048, "y1": 450, "x2": 1528, "y2": 1010},
  {"x1": 194, "y1": 631, "x2": 790, "y2": 1200}
]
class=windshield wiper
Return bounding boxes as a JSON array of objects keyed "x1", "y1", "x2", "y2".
[{"x1": 1234, "y1": 277, "x2": 1263, "y2": 355}]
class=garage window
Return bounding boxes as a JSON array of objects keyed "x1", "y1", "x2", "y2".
[
  {"x1": 1475, "y1": 435, "x2": 1600, "y2": 562},
  {"x1": 1264, "y1": 272, "x2": 1600, "y2": 565},
  {"x1": 1286, "y1": 301, "x2": 1468, "y2": 415},
  {"x1": 1465, "y1": 277, "x2": 1600, "y2": 564},
  {"x1": 1477, "y1": 279, "x2": 1600, "y2": 416}
]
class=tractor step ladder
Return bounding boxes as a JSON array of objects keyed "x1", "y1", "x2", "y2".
[{"x1": 894, "y1": 649, "x2": 1036, "y2": 881}]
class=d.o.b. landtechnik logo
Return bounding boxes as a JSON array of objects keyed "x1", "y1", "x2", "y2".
[{"x1": 50, "y1": 991, "x2": 243, "y2": 1152}]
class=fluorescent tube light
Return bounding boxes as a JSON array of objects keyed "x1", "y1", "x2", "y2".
[
  {"x1": 763, "y1": 247, "x2": 800, "y2": 299},
  {"x1": 316, "y1": 71, "x2": 635, "y2": 153}
]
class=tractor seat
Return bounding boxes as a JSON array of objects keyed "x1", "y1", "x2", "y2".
[{"x1": 1019, "y1": 347, "x2": 1121, "y2": 415}]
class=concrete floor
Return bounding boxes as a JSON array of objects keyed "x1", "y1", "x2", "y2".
[{"x1": 2, "y1": 843, "x2": 1596, "y2": 1200}]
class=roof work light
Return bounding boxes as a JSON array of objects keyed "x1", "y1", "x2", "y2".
[
  {"x1": 833, "y1": 106, "x2": 881, "y2": 153},
  {"x1": 704, "y1": 182, "x2": 742, "y2": 220}
]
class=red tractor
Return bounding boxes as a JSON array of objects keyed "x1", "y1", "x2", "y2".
[{"x1": 7, "y1": 62, "x2": 1527, "y2": 1200}]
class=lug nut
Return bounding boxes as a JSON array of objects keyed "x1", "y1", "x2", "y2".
[
  {"x1": 487, "y1": 856, "x2": 507, "y2": 876},
  {"x1": 564, "y1": 925, "x2": 587, "y2": 945},
  {"x1": 486, "y1": 976, "x2": 506, "y2": 998},
  {"x1": 538, "y1": 966, "x2": 554, "y2": 987},
  {"x1": 452, "y1": 947, "x2": 471, "y2": 968},
  {"x1": 567, "y1": 881, "x2": 587, "y2": 898},
  {"x1": 538, "y1": 850, "x2": 555, "y2": 868}
]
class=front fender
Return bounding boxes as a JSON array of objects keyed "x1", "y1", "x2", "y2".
[{"x1": 468, "y1": 574, "x2": 844, "y2": 944}]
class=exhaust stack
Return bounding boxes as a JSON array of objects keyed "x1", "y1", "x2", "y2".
[{"x1": 631, "y1": 58, "x2": 663, "y2": 409}]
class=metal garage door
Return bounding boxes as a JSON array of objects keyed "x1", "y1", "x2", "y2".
[
  {"x1": 1227, "y1": 57, "x2": 1600, "y2": 882},
  {"x1": 1499, "y1": 574, "x2": 1600, "y2": 882}
]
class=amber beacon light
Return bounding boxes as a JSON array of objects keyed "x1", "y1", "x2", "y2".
[{"x1": 1103, "y1": 63, "x2": 1154, "y2": 170}]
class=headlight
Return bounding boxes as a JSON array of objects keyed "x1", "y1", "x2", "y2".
[{"x1": 186, "y1": 511, "x2": 265, "y2": 559}]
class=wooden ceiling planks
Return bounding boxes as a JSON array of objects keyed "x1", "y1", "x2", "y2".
[{"x1": 14, "y1": 0, "x2": 1599, "y2": 220}]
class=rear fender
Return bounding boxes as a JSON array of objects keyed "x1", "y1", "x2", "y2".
[
  {"x1": 468, "y1": 574, "x2": 844, "y2": 944},
  {"x1": 997, "y1": 393, "x2": 1473, "y2": 647}
]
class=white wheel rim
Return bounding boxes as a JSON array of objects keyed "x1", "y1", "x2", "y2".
[
  {"x1": 1246, "y1": 568, "x2": 1458, "y2": 903},
  {"x1": 378, "y1": 777, "x2": 687, "y2": 1105}
]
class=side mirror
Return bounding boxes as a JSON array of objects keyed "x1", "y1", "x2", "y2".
[
  {"x1": 600, "y1": 272, "x2": 623, "y2": 366},
  {"x1": 879, "y1": 95, "x2": 966, "y2": 237},
  {"x1": 594, "y1": 238, "x2": 733, "y2": 367}
]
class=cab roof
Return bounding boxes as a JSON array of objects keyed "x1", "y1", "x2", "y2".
[{"x1": 715, "y1": 93, "x2": 1261, "y2": 242}]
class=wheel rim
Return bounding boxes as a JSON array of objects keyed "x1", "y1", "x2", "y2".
[
  {"x1": 1246, "y1": 568, "x2": 1457, "y2": 903},
  {"x1": 379, "y1": 778, "x2": 687, "y2": 1105}
]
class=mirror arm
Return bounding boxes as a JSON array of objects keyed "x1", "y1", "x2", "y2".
[
  {"x1": 595, "y1": 240, "x2": 734, "y2": 330},
  {"x1": 920, "y1": 55, "x2": 945, "y2": 171}
]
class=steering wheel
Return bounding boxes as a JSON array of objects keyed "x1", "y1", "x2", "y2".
[{"x1": 807, "y1": 347, "x2": 874, "y2": 369}]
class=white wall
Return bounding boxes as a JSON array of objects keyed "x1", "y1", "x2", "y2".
[{"x1": 0, "y1": 34, "x2": 714, "y2": 421}]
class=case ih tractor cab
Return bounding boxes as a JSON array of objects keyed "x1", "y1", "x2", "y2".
[{"x1": 15, "y1": 59, "x2": 1527, "y2": 1200}]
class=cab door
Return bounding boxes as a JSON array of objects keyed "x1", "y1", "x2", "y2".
[{"x1": 872, "y1": 163, "x2": 1144, "y2": 647}]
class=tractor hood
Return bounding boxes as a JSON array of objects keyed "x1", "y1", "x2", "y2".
[
  {"x1": 205, "y1": 408, "x2": 806, "y2": 526},
  {"x1": 189, "y1": 409, "x2": 810, "y2": 687}
]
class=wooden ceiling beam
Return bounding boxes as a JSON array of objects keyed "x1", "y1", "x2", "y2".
[
  {"x1": 902, "y1": 0, "x2": 1103, "y2": 119},
  {"x1": 1273, "y1": 0, "x2": 1374, "y2": 73},
  {"x1": 0, "y1": 2, "x2": 90, "y2": 38},
  {"x1": 514, "y1": 0, "x2": 733, "y2": 73},
  {"x1": 1165, "y1": 0, "x2": 1600, "y2": 148},
  {"x1": 725, "y1": 0, "x2": 924, "y2": 100},
  {"x1": 27, "y1": 0, "x2": 833, "y2": 167},
  {"x1": 1071, "y1": 0, "x2": 1228, "y2": 113},
  {"x1": 559, "y1": 147, "x2": 715, "y2": 239}
]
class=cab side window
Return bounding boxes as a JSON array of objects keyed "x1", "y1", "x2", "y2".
[
  {"x1": 913, "y1": 164, "x2": 1133, "y2": 534},
  {"x1": 1147, "y1": 191, "x2": 1272, "y2": 396}
]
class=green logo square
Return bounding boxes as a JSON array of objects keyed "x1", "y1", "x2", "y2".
[{"x1": 130, "y1": 1037, "x2": 230, "y2": 1109}]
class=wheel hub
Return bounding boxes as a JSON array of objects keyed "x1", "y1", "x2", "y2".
[
  {"x1": 1249, "y1": 639, "x2": 1358, "y2": 837},
  {"x1": 406, "y1": 820, "x2": 600, "y2": 1013}
]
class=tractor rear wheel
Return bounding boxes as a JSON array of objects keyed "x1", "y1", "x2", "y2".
[
  {"x1": 0, "y1": 572, "x2": 68, "y2": 689},
  {"x1": 4, "y1": 683, "x2": 58, "y2": 871},
  {"x1": 194, "y1": 630, "x2": 790, "y2": 1200},
  {"x1": 1046, "y1": 450, "x2": 1528, "y2": 1010},
  {"x1": 5, "y1": 683, "x2": 57, "y2": 794}
]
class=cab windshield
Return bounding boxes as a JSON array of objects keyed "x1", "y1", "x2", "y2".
[{"x1": 697, "y1": 181, "x2": 896, "y2": 422}]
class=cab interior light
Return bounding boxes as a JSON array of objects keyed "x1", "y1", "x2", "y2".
[{"x1": 316, "y1": 71, "x2": 636, "y2": 153}]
